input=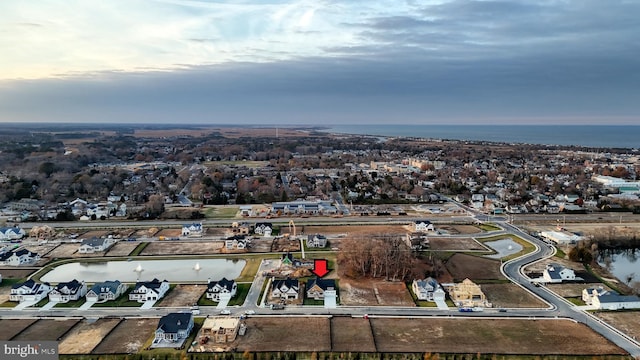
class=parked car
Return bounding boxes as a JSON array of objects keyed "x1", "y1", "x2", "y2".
[
  {"x1": 245, "y1": 310, "x2": 256, "y2": 315},
  {"x1": 220, "y1": 309, "x2": 231, "y2": 315}
]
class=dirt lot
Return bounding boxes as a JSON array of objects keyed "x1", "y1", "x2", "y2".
[
  {"x1": 58, "y1": 318, "x2": 121, "y2": 355},
  {"x1": 302, "y1": 225, "x2": 408, "y2": 236},
  {"x1": 370, "y1": 318, "x2": 626, "y2": 355},
  {"x1": 80, "y1": 230, "x2": 110, "y2": 239},
  {"x1": 158, "y1": 284, "x2": 204, "y2": 307},
  {"x1": 39, "y1": 243, "x2": 80, "y2": 258},
  {"x1": 331, "y1": 316, "x2": 376, "y2": 352},
  {"x1": 0, "y1": 268, "x2": 36, "y2": 280},
  {"x1": 429, "y1": 237, "x2": 486, "y2": 251},
  {"x1": 481, "y1": 283, "x2": 548, "y2": 308},
  {"x1": 271, "y1": 237, "x2": 300, "y2": 252},
  {"x1": 155, "y1": 228, "x2": 182, "y2": 237},
  {"x1": 0, "y1": 319, "x2": 38, "y2": 340},
  {"x1": 92, "y1": 318, "x2": 157, "y2": 354},
  {"x1": 140, "y1": 241, "x2": 223, "y2": 255},
  {"x1": 339, "y1": 278, "x2": 415, "y2": 306},
  {"x1": 12, "y1": 318, "x2": 80, "y2": 341},
  {"x1": 234, "y1": 317, "x2": 331, "y2": 352},
  {"x1": 546, "y1": 283, "x2": 609, "y2": 298},
  {"x1": 597, "y1": 311, "x2": 640, "y2": 341},
  {"x1": 445, "y1": 253, "x2": 504, "y2": 281},
  {"x1": 104, "y1": 241, "x2": 140, "y2": 257}
]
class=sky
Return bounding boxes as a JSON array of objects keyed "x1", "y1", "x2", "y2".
[{"x1": 0, "y1": 0, "x2": 639, "y2": 125}]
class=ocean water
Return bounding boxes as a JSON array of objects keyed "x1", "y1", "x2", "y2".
[{"x1": 325, "y1": 125, "x2": 640, "y2": 149}]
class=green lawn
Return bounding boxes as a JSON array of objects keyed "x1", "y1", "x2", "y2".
[
  {"x1": 93, "y1": 289, "x2": 141, "y2": 307},
  {"x1": 204, "y1": 206, "x2": 239, "y2": 219},
  {"x1": 197, "y1": 283, "x2": 251, "y2": 306},
  {"x1": 54, "y1": 297, "x2": 86, "y2": 308}
]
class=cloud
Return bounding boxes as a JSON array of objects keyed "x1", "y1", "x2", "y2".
[{"x1": 0, "y1": 0, "x2": 638, "y2": 124}]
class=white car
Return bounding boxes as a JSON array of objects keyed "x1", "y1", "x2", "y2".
[
  {"x1": 220, "y1": 309, "x2": 231, "y2": 315},
  {"x1": 244, "y1": 310, "x2": 256, "y2": 315}
]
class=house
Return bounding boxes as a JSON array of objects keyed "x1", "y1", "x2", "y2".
[
  {"x1": 225, "y1": 236, "x2": 248, "y2": 250},
  {"x1": 86, "y1": 280, "x2": 127, "y2": 302},
  {"x1": 200, "y1": 317, "x2": 241, "y2": 343},
  {"x1": 129, "y1": 278, "x2": 170, "y2": 303},
  {"x1": 306, "y1": 277, "x2": 336, "y2": 300},
  {"x1": 152, "y1": 312, "x2": 194, "y2": 347},
  {"x1": 0, "y1": 249, "x2": 40, "y2": 266},
  {"x1": 542, "y1": 264, "x2": 576, "y2": 283},
  {"x1": 449, "y1": 278, "x2": 490, "y2": 308},
  {"x1": 254, "y1": 222, "x2": 273, "y2": 237},
  {"x1": 306, "y1": 234, "x2": 328, "y2": 248},
  {"x1": 78, "y1": 237, "x2": 116, "y2": 254},
  {"x1": 0, "y1": 226, "x2": 26, "y2": 240},
  {"x1": 413, "y1": 220, "x2": 435, "y2": 233},
  {"x1": 206, "y1": 278, "x2": 237, "y2": 302},
  {"x1": 406, "y1": 233, "x2": 429, "y2": 250},
  {"x1": 582, "y1": 287, "x2": 640, "y2": 310},
  {"x1": 231, "y1": 222, "x2": 250, "y2": 235},
  {"x1": 412, "y1": 277, "x2": 446, "y2": 302},
  {"x1": 10, "y1": 279, "x2": 51, "y2": 302},
  {"x1": 182, "y1": 223, "x2": 203, "y2": 237},
  {"x1": 271, "y1": 278, "x2": 300, "y2": 300},
  {"x1": 49, "y1": 279, "x2": 87, "y2": 303}
]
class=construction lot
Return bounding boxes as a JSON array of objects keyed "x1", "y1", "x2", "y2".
[
  {"x1": 140, "y1": 240, "x2": 223, "y2": 255},
  {"x1": 339, "y1": 278, "x2": 416, "y2": 306}
]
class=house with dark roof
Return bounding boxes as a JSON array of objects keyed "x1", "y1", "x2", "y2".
[
  {"x1": 254, "y1": 222, "x2": 273, "y2": 237},
  {"x1": 412, "y1": 277, "x2": 446, "y2": 302},
  {"x1": 206, "y1": 278, "x2": 237, "y2": 302},
  {"x1": 152, "y1": 312, "x2": 194, "y2": 347},
  {"x1": 10, "y1": 279, "x2": 51, "y2": 302},
  {"x1": 129, "y1": 278, "x2": 170, "y2": 303},
  {"x1": 181, "y1": 223, "x2": 203, "y2": 237},
  {"x1": 86, "y1": 280, "x2": 127, "y2": 302},
  {"x1": 0, "y1": 249, "x2": 40, "y2": 266},
  {"x1": 582, "y1": 287, "x2": 640, "y2": 310},
  {"x1": 306, "y1": 234, "x2": 328, "y2": 248},
  {"x1": 49, "y1": 279, "x2": 87, "y2": 303},
  {"x1": 413, "y1": 220, "x2": 435, "y2": 233},
  {"x1": 542, "y1": 263, "x2": 576, "y2": 283},
  {"x1": 280, "y1": 252, "x2": 294, "y2": 267},
  {"x1": 0, "y1": 226, "x2": 26, "y2": 240},
  {"x1": 271, "y1": 278, "x2": 299, "y2": 300},
  {"x1": 306, "y1": 277, "x2": 336, "y2": 300},
  {"x1": 78, "y1": 237, "x2": 116, "y2": 254}
]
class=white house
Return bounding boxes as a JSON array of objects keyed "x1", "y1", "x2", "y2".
[
  {"x1": 542, "y1": 263, "x2": 576, "y2": 283},
  {"x1": 181, "y1": 223, "x2": 203, "y2": 237},
  {"x1": 254, "y1": 223, "x2": 273, "y2": 237},
  {"x1": 0, "y1": 226, "x2": 26, "y2": 240},
  {"x1": 10, "y1": 280, "x2": 51, "y2": 302},
  {"x1": 206, "y1": 278, "x2": 237, "y2": 302},
  {"x1": 271, "y1": 278, "x2": 299, "y2": 300},
  {"x1": 0, "y1": 249, "x2": 40, "y2": 266},
  {"x1": 152, "y1": 312, "x2": 194, "y2": 347},
  {"x1": 306, "y1": 234, "x2": 328, "y2": 248},
  {"x1": 129, "y1": 278, "x2": 170, "y2": 303},
  {"x1": 582, "y1": 287, "x2": 640, "y2": 310},
  {"x1": 49, "y1": 279, "x2": 87, "y2": 303},
  {"x1": 78, "y1": 237, "x2": 116, "y2": 254},
  {"x1": 412, "y1": 277, "x2": 446, "y2": 302},
  {"x1": 86, "y1": 280, "x2": 127, "y2": 302},
  {"x1": 413, "y1": 220, "x2": 435, "y2": 233}
]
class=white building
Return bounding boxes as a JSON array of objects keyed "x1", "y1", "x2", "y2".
[
  {"x1": 412, "y1": 278, "x2": 446, "y2": 302},
  {"x1": 129, "y1": 278, "x2": 170, "y2": 303},
  {"x1": 181, "y1": 223, "x2": 203, "y2": 237},
  {"x1": 10, "y1": 280, "x2": 51, "y2": 302},
  {"x1": 49, "y1": 279, "x2": 87, "y2": 303},
  {"x1": 0, "y1": 249, "x2": 40, "y2": 266},
  {"x1": 582, "y1": 287, "x2": 640, "y2": 310},
  {"x1": 542, "y1": 264, "x2": 576, "y2": 283},
  {"x1": 78, "y1": 237, "x2": 116, "y2": 253}
]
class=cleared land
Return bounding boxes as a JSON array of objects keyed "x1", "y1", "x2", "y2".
[
  {"x1": 58, "y1": 318, "x2": 121, "y2": 355},
  {"x1": 302, "y1": 224, "x2": 408, "y2": 236},
  {"x1": 429, "y1": 237, "x2": 486, "y2": 251},
  {"x1": 547, "y1": 283, "x2": 610, "y2": 298},
  {"x1": 92, "y1": 318, "x2": 156, "y2": 354},
  {"x1": 597, "y1": 311, "x2": 640, "y2": 341},
  {"x1": 339, "y1": 278, "x2": 414, "y2": 306},
  {"x1": 330, "y1": 316, "x2": 376, "y2": 352},
  {"x1": 12, "y1": 318, "x2": 80, "y2": 341},
  {"x1": 157, "y1": 284, "x2": 204, "y2": 307},
  {"x1": 481, "y1": 283, "x2": 548, "y2": 308},
  {"x1": 140, "y1": 241, "x2": 223, "y2": 255},
  {"x1": 0, "y1": 319, "x2": 38, "y2": 340},
  {"x1": 370, "y1": 318, "x2": 626, "y2": 355},
  {"x1": 104, "y1": 241, "x2": 140, "y2": 256},
  {"x1": 445, "y1": 253, "x2": 504, "y2": 281},
  {"x1": 234, "y1": 317, "x2": 331, "y2": 352}
]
